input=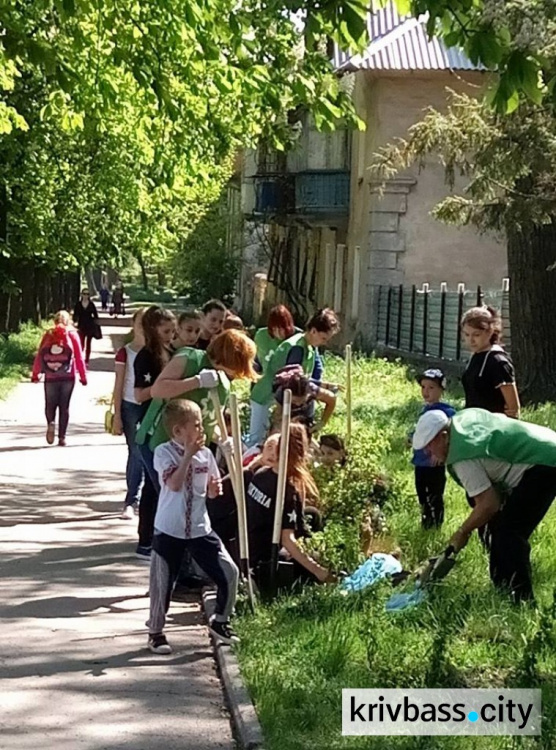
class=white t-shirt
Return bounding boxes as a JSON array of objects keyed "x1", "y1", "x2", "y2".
[
  {"x1": 153, "y1": 441, "x2": 219, "y2": 539},
  {"x1": 452, "y1": 458, "x2": 532, "y2": 498}
]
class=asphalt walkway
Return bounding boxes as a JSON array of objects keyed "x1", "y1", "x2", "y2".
[{"x1": 0, "y1": 318, "x2": 234, "y2": 750}]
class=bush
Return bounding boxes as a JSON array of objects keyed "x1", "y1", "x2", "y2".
[{"x1": 0, "y1": 323, "x2": 42, "y2": 399}]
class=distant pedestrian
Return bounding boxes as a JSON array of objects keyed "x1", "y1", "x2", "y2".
[
  {"x1": 73, "y1": 289, "x2": 99, "y2": 364},
  {"x1": 99, "y1": 285, "x2": 110, "y2": 312},
  {"x1": 112, "y1": 283, "x2": 125, "y2": 318},
  {"x1": 31, "y1": 310, "x2": 87, "y2": 446}
]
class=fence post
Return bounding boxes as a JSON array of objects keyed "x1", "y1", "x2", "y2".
[
  {"x1": 409, "y1": 284, "x2": 416, "y2": 352},
  {"x1": 438, "y1": 282, "x2": 447, "y2": 358},
  {"x1": 476, "y1": 285, "x2": 483, "y2": 307},
  {"x1": 456, "y1": 282, "x2": 465, "y2": 361},
  {"x1": 396, "y1": 284, "x2": 403, "y2": 349},
  {"x1": 422, "y1": 283, "x2": 429, "y2": 356},
  {"x1": 334, "y1": 243, "x2": 345, "y2": 312},
  {"x1": 385, "y1": 286, "x2": 392, "y2": 346},
  {"x1": 376, "y1": 286, "x2": 382, "y2": 341},
  {"x1": 351, "y1": 245, "x2": 361, "y2": 320}
]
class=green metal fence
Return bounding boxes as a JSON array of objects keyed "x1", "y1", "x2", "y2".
[{"x1": 376, "y1": 282, "x2": 511, "y2": 360}]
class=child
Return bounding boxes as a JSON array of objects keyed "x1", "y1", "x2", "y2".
[
  {"x1": 318, "y1": 434, "x2": 347, "y2": 467},
  {"x1": 148, "y1": 399, "x2": 239, "y2": 653},
  {"x1": 197, "y1": 299, "x2": 227, "y2": 350},
  {"x1": 271, "y1": 366, "x2": 337, "y2": 434},
  {"x1": 411, "y1": 369, "x2": 456, "y2": 529},
  {"x1": 173, "y1": 310, "x2": 202, "y2": 351}
]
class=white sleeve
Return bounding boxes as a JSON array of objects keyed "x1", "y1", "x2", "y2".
[
  {"x1": 153, "y1": 444, "x2": 178, "y2": 484},
  {"x1": 452, "y1": 460, "x2": 492, "y2": 498}
]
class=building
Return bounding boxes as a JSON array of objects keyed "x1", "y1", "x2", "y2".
[{"x1": 235, "y1": 4, "x2": 507, "y2": 346}]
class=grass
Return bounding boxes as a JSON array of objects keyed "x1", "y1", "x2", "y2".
[
  {"x1": 0, "y1": 323, "x2": 43, "y2": 400},
  {"x1": 234, "y1": 354, "x2": 556, "y2": 750}
]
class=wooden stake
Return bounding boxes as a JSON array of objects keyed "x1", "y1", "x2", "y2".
[
  {"x1": 345, "y1": 344, "x2": 352, "y2": 443},
  {"x1": 269, "y1": 388, "x2": 292, "y2": 596},
  {"x1": 229, "y1": 392, "x2": 255, "y2": 610}
]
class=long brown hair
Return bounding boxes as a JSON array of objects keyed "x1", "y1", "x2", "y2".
[
  {"x1": 141, "y1": 305, "x2": 176, "y2": 372},
  {"x1": 282, "y1": 423, "x2": 318, "y2": 503}
]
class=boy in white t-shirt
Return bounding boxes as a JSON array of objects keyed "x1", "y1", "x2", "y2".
[{"x1": 147, "y1": 399, "x2": 239, "y2": 654}]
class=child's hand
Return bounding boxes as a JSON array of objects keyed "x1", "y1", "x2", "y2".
[
  {"x1": 208, "y1": 475, "x2": 222, "y2": 498},
  {"x1": 188, "y1": 435, "x2": 205, "y2": 458}
]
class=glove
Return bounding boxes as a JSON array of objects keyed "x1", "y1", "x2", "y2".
[
  {"x1": 198, "y1": 369, "x2": 219, "y2": 389},
  {"x1": 218, "y1": 437, "x2": 234, "y2": 459}
]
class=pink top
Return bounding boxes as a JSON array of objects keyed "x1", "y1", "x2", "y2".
[{"x1": 32, "y1": 327, "x2": 87, "y2": 384}]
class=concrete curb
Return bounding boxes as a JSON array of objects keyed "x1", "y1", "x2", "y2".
[{"x1": 202, "y1": 590, "x2": 265, "y2": 750}]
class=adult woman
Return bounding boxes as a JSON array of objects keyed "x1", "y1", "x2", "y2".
[
  {"x1": 73, "y1": 289, "x2": 99, "y2": 364},
  {"x1": 254, "y1": 304, "x2": 296, "y2": 375},
  {"x1": 31, "y1": 310, "x2": 87, "y2": 446},
  {"x1": 113, "y1": 308, "x2": 145, "y2": 519},
  {"x1": 133, "y1": 305, "x2": 176, "y2": 559},
  {"x1": 461, "y1": 306, "x2": 520, "y2": 418},
  {"x1": 112, "y1": 283, "x2": 125, "y2": 318},
  {"x1": 144, "y1": 329, "x2": 258, "y2": 448},
  {"x1": 248, "y1": 308, "x2": 340, "y2": 447}
]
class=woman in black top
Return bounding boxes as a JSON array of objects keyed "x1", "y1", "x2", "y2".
[
  {"x1": 133, "y1": 305, "x2": 176, "y2": 559},
  {"x1": 73, "y1": 289, "x2": 99, "y2": 364},
  {"x1": 461, "y1": 306, "x2": 520, "y2": 418}
]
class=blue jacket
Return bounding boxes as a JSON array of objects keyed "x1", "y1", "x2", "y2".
[{"x1": 412, "y1": 402, "x2": 456, "y2": 467}]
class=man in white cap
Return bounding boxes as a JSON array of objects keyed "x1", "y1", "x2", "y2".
[{"x1": 413, "y1": 407, "x2": 556, "y2": 602}]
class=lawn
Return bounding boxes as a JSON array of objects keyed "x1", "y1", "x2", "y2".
[
  {"x1": 0, "y1": 323, "x2": 42, "y2": 400},
  {"x1": 235, "y1": 354, "x2": 556, "y2": 750}
]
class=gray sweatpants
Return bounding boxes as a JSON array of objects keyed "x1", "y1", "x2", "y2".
[{"x1": 147, "y1": 530, "x2": 239, "y2": 634}]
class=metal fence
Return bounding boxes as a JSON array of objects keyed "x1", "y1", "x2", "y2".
[{"x1": 376, "y1": 281, "x2": 511, "y2": 361}]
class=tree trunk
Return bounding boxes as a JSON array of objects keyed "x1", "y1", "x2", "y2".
[
  {"x1": 138, "y1": 255, "x2": 149, "y2": 290},
  {"x1": 507, "y1": 222, "x2": 556, "y2": 404}
]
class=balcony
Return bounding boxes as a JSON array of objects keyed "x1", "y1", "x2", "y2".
[
  {"x1": 253, "y1": 174, "x2": 295, "y2": 215},
  {"x1": 295, "y1": 170, "x2": 350, "y2": 216}
]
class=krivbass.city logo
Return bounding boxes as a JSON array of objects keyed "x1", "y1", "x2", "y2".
[{"x1": 342, "y1": 689, "x2": 541, "y2": 736}]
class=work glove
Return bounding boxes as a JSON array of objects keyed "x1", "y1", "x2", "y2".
[
  {"x1": 198, "y1": 369, "x2": 219, "y2": 389},
  {"x1": 218, "y1": 437, "x2": 234, "y2": 459}
]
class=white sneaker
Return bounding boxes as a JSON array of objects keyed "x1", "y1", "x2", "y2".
[{"x1": 120, "y1": 505, "x2": 134, "y2": 520}]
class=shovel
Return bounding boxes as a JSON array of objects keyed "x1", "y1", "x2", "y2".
[{"x1": 416, "y1": 545, "x2": 457, "y2": 587}]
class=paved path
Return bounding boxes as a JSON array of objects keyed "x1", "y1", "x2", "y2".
[{"x1": 0, "y1": 323, "x2": 234, "y2": 750}]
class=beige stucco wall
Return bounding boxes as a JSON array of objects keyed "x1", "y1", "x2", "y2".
[{"x1": 346, "y1": 69, "x2": 507, "y2": 342}]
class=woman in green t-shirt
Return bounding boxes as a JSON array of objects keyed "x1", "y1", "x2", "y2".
[
  {"x1": 138, "y1": 330, "x2": 258, "y2": 451},
  {"x1": 248, "y1": 308, "x2": 340, "y2": 447},
  {"x1": 254, "y1": 305, "x2": 297, "y2": 377}
]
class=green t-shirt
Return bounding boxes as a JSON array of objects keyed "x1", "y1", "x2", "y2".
[
  {"x1": 250, "y1": 332, "x2": 315, "y2": 406},
  {"x1": 254, "y1": 328, "x2": 281, "y2": 376},
  {"x1": 135, "y1": 347, "x2": 230, "y2": 450},
  {"x1": 447, "y1": 408, "x2": 556, "y2": 470}
]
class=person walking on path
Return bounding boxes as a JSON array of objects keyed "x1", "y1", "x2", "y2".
[
  {"x1": 111, "y1": 283, "x2": 125, "y2": 318},
  {"x1": 99, "y1": 285, "x2": 110, "y2": 312},
  {"x1": 113, "y1": 308, "x2": 145, "y2": 519},
  {"x1": 133, "y1": 305, "x2": 177, "y2": 560},
  {"x1": 461, "y1": 306, "x2": 520, "y2": 418},
  {"x1": 147, "y1": 399, "x2": 239, "y2": 654},
  {"x1": 413, "y1": 407, "x2": 556, "y2": 603},
  {"x1": 31, "y1": 310, "x2": 87, "y2": 446},
  {"x1": 73, "y1": 289, "x2": 99, "y2": 364}
]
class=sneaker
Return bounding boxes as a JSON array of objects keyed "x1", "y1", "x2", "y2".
[
  {"x1": 209, "y1": 618, "x2": 240, "y2": 645},
  {"x1": 135, "y1": 545, "x2": 151, "y2": 561},
  {"x1": 46, "y1": 423, "x2": 55, "y2": 445},
  {"x1": 120, "y1": 505, "x2": 134, "y2": 520},
  {"x1": 58, "y1": 437, "x2": 67, "y2": 447},
  {"x1": 148, "y1": 633, "x2": 172, "y2": 654}
]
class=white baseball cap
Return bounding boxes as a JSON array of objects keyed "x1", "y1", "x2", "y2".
[{"x1": 413, "y1": 410, "x2": 451, "y2": 450}]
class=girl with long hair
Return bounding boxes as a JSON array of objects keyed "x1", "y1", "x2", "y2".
[
  {"x1": 31, "y1": 310, "x2": 87, "y2": 446},
  {"x1": 133, "y1": 305, "x2": 176, "y2": 559},
  {"x1": 113, "y1": 308, "x2": 145, "y2": 519},
  {"x1": 461, "y1": 306, "x2": 520, "y2": 418}
]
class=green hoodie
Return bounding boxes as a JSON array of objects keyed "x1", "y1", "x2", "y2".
[
  {"x1": 136, "y1": 347, "x2": 229, "y2": 450},
  {"x1": 250, "y1": 332, "x2": 315, "y2": 406},
  {"x1": 447, "y1": 408, "x2": 556, "y2": 469}
]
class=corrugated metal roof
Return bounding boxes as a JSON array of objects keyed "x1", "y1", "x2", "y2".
[{"x1": 334, "y1": 3, "x2": 484, "y2": 72}]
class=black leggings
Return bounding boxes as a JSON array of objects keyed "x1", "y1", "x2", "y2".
[
  {"x1": 44, "y1": 380, "x2": 75, "y2": 439},
  {"x1": 415, "y1": 465, "x2": 446, "y2": 528}
]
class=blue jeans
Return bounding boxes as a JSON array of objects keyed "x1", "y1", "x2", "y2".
[
  {"x1": 137, "y1": 441, "x2": 161, "y2": 549},
  {"x1": 121, "y1": 400, "x2": 144, "y2": 506},
  {"x1": 247, "y1": 400, "x2": 270, "y2": 447}
]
